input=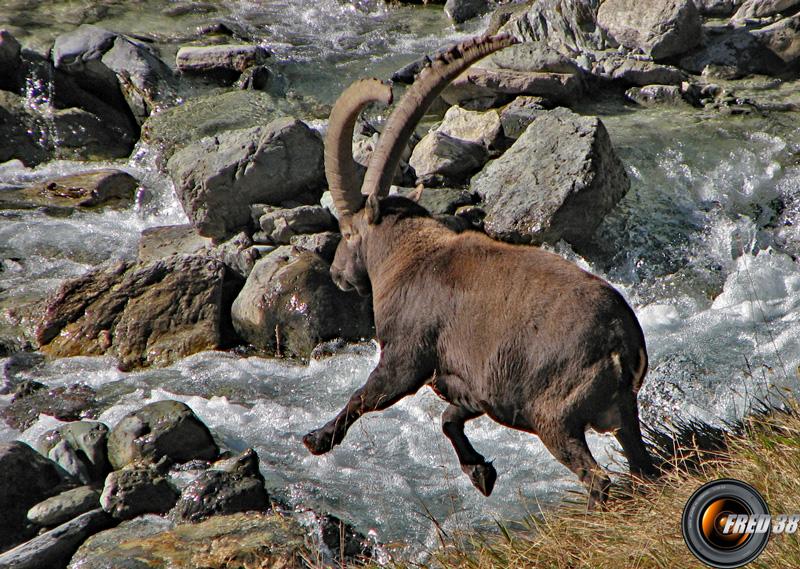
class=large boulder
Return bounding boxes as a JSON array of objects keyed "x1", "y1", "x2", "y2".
[
  {"x1": 472, "y1": 107, "x2": 629, "y2": 248},
  {"x1": 408, "y1": 131, "x2": 489, "y2": 186},
  {"x1": 1, "y1": 383, "x2": 99, "y2": 431},
  {"x1": 695, "y1": 0, "x2": 744, "y2": 16},
  {"x1": 168, "y1": 118, "x2": 325, "y2": 240},
  {"x1": 0, "y1": 442, "x2": 65, "y2": 550},
  {"x1": 732, "y1": 0, "x2": 800, "y2": 19},
  {"x1": 36, "y1": 421, "x2": 111, "y2": 485},
  {"x1": 679, "y1": 26, "x2": 788, "y2": 76},
  {"x1": 445, "y1": 0, "x2": 491, "y2": 23},
  {"x1": 176, "y1": 44, "x2": 269, "y2": 80},
  {"x1": 503, "y1": 0, "x2": 608, "y2": 55},
  {"x1": 0, "y1": 29, "x2": 22, "y2": 91},
  {"x1": 106, "y1": 400, "x2": 219, "y2": 470},
  {"x1": 752, "y1": 13, "x2": 800, "y2": 69},
  {"x1": 100, "y1": 465, "x2": 180, "y2": 520},
  {"x1": 437, "y1": 105, "x2": 504, "y2": 148},
  {"x1": 597, "y1": 0, "x2": 702, "y2": 60},
  {"x1": 36, "y1": 255, "x2": 241, "y2": 370},
  {"x1": 231, "y1": 247, "x2": 374, "y2": 358}
]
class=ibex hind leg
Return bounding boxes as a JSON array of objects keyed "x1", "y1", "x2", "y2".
[
  {"x1": 538, "y1": 425, "x2": 611, "y2": 510},
  {"x1": 441, "y1": 403, "x2": 496, "y2": 496},
  {"x1": 614, "y1": 391, "x2": 657, "y2": 479}
]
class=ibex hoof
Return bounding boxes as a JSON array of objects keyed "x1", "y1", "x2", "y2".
[
  {"x1": 303, "y1": 428, "x2": 334, "y2": 455},
  {"x1": 463, "y1": 462, "x2": 497, "y2": 497}
]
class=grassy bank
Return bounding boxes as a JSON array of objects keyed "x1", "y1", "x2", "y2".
[{"x1": 382, "y1": 404, "x2": 800, "y2": 569}]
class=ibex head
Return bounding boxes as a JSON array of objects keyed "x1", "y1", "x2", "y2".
[{"x1": 326, "y1": 33, "x2": 518, "y2": 296}]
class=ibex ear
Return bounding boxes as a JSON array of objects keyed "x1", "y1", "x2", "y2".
[{"x1": 365, "y1": 193, "x2": 381, "y2": 225}]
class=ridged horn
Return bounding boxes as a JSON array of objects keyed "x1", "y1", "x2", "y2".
[
  {"x1": 361, "y1": 32, "x2": 518, "y2": 199},
  {"x1": 325, "y1": 78, "x2": 393, "y2": 220}
]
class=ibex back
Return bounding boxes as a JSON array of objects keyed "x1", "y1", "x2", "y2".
[{"x1": 303, "y1": 33, "x2": 656, "y2": 508}]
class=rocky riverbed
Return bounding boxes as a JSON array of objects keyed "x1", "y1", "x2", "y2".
[{"x1": 1, "y1": 0, "x2": 799, "y2": 566}]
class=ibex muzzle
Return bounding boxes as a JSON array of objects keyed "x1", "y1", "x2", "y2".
[{"x1": 303, "y1": 33, "x2": 656, "y2": 508}]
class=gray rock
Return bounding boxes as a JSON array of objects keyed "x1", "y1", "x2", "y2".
[
  {"x1": 1, "y1": 383, "x2": 98, "y2": 431},
  {"x1": 437, "y1": 105, "x2": 504, "y2": 148},
  {"x1": 236, "y1": 64, "x2": 289, "y2": 95},
  {"x1": 27, "y1": 486, "x2": 101, "y2": 527},
  {"x1": 289, "y1": 232, "x2": 341, "y2": 262},
  {"x1": 36, "y1": 421, "x2": 111, "y2": 485},
  {"x1": 498, "y1": 95, "x2": 549, "y2": 139},
  {"x1": 107, "y1": 400, "x2": 219, "y2": 470},
  {"x1": 0, "y1": 509, "x2": 112, "y2": 569},
  {"x1": 597, "y1": 0, "x2": 702, "y2": 60},
  {"x1": 0, "y1": 441, "x2": 65, "y2": 550},
  {"x1": 11, "y1": 169, "x2": 138, "y2": 210},
  {"x1": 168, "y1": 118, "x2": 325, "y2": 240},
  {"x1": 600, "y1": 56, "x2": 688, "y2": 85},
  {"x1": 100, "y1": 465, "x2": 180, "y2": 520},
  {"x1": 484, "y1": 42, "x2": 584, "y2": 75},
  {"x1": 733, "y1": 0, "x2": 800, "y2": 20},
  {"x1": 36, "y1": 256, "x2": 238, "y2": 370},
  {"x1": 472, "y1": 107, "x2": 629, "y2": 248},
  {"x1": 752, "y1": 13, "x2": 800, "y2": 69},
  {"x1": 0, "y1": 29, "x2": 22, "y2": 90},
  {"x1": 625, "y1": 84, "x2": 688, "y2": 106},
  {"x1": 444, "y1": 0, "x2": 490, "y2": 24},
  {"x1": 679, "y1": 26, "x2": 788, "y2": 76},
  {"x1": 256, "y1": 205, "x2": 336, "y2": 244},
  {"x1": 176, "y1": 44, "x2": 269, "y2": 79},
  {"x1": 409, "y1": 131, "x2": 489, "y2": 186},
  {"x1": 396, "y1": 186, "x2": 476, "y2": 215},
  {"x1": 503, "y1": 0, "x2": 608, "y2": 55},
  {"x1": 694, "y1": 0, "x2": 743, "y2": 16},
  {"x1": 231, "y1": 247, "x2": 374, "y2": 358},
  {"x1": 67, "y1": 516, "x2": 175, "y2": 569}
]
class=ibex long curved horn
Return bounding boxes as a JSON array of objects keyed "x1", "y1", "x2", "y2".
[
  {"x1": 361, "y1": 33, "x2": 518, "y2": 199},
  {"x1": 325, "y1": 78, "x2": 393, "y2": 221}
]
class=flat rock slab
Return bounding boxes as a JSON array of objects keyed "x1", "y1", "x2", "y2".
[
  {"x1": 176, "y1": 44, "x2": 269, "y2": 75},
  {"x1": 472, "y1": 107, "x2": 630, "y2": 248},
  {"x1": 443, "y1": 67, "x2": 583, "y2": 107},
  {"x1": 11, "y1": 169, "x2": 138, "y2": 209},
  {"x1": 28, "y1": 486, "x2": 101, "y2": 527},
  {"x1": 1, "y1": 383, "x2": 98, "y2": 431}
]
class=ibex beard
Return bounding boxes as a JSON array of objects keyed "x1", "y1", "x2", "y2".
[{"x1": 303, "y1": 33, "x2": 656, "y2": 509}]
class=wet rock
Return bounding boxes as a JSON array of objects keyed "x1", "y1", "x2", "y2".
[
  {"x1": 0, "y1": 29, "x2": 22, "y2": 91},
  {"x1": 141, "y1": 90, "x2": 324, "y2": 162},
  {"x1": 168, "y1": 118, "x2": 325, "y2": 240},
  {"x1": 254, "y1": 205, "x2": 336, "y2": 245},
  {"x1": 409, "y1": 131, "x2": 488, "y2": 186},
  {"x1": 170, "y1": 449, "x2": 268, "y2": 522},
  {"x1": 235, "y1": 64, "x2": 288, "y2": 95},
  {"x1": 445, "y1": 0, "x2": 490, "y2": 24},
  {"x1": 679, "y1": 26, "x2": 788, "y2": 76},
  {"x1": 0, "y1": 91, "x2": 46, "y2": 166},
  {"x1": 436, "y1": 105, "x2": 504, "y2": 148},
  {"x1": 625, "y1": 84, "x2": 688, "y2": 106},
  {"x1": 68, "y1": 512, "x2": 313, "y2": 569},
  {"x1": 27, "y1": 486, "x2": 101, "y2": 527},
  {"x1": 695, "y1": 0, "x2": 744, "y2": 16},
  {"x1": 442, "y1": 66, "x2": 583, "y2": 108},
  {"x1": 36, "y1": 421, "x2": 111, "y2": 485},
  {"x1": 101, "y1": 465, "x2": 180, "y2": 520},
  {"x1": 503, "y1": 0, "x2": 608, "y2": 55},
  {"x1": 1, "y1": 383, "x2": 98, "y2": 431},
  {"x1": 176, "y1": 44, "x2": 269, "y2": 82},
  {"x1": 231, "y1": 247, "x2": 374, "y2": 358},
  {"x1": 299, "y1": 510, "x2": 376, "y2": 565},
  {"x1": 37, "y1": 255, "x2": 239, "y2": 370},
  {"x1": 733, "y1": 0, "x2": 800, "y2": 20},
  {"x1": 0, "y1": 441, "x2": 65, "y2": 550},
  {"x1": 472, "y1": 107, "x2": 629, "y2": 248},
  {"x1": 12, "y1": 169, "x2": 137, "y2": 210},
  {"x1": 498, "y1": 95, "x2": 549, "y2": 139},
  {"x1": 0, "y1": 509, "x2": 112, "y2": 569},
  {"x1": 752, "y1": 13, "x2": 800, "y2": 69},
  {"x1": 289, "y1": 232, "x2": 341, "y2": 263},
  {"x1": 396, "y1": 186, "x2": 476, "y2": 215},
  {"x1": 107, "y1": 400, "x2": 219, "y2": 470},
  {"x1": 597, "y1": 0, "x2": 702, "y2": 60}
]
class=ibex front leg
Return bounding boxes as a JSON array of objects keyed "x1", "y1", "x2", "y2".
[{"x1": 303, "y1": 345, "x2": 433, "y2": 455}]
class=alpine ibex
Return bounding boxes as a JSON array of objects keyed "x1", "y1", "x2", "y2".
[{"x1": 303, "y1": 33, "x2": 656, "y2": 507}]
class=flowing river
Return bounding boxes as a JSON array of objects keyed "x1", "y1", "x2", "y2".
[{"x1": 1, "y1": 0, "x2": 799, "y2": 560}]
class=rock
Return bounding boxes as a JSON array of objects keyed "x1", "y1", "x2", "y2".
[
  {"x1": 437, "y1": 105, "x2": 504, "y2": 148},
  {"x1": 484, "y1": 42, "x2": 584, "y2": 76},
  {"x1": 235, "y1": 64, "x2": 289, "y2": 95},
  {"x1": 137, "y1": 225, "x2": 259, "y2": 279},
  {"x1": 176, "y1": 44, "x2": 269, "y2": 81},
  {"x1": 27, "y1": 486, "x2": 101, "y2": 527},
  {"x1": 37, "y1": 256, "x2": 241, "y2": 370},
  {"x1": 599, "y1": 56, "x2": 688, "y2": 85},
  {"x1": 396, "y1": 186, "x2": 476, "y2": 215},
  {"x1": 100, "y1": 465, "x2": 180, "y2": 520},
  {"x1": 13, "y1": 169, "x2": 137, "y2": 209},
  {"x1": 752, "y1": 13, "x2": 800, "y2": 69},
  {"x1": 254, "y1": 205, "x2": 336, "y2": 245},
  {"x1": 0, "y1": 442, "x2": 65, "y2": 550},
  {"x1": 503, "y1": 0, "x2": 608, "y2": 55},
  {"x1": 679, "y1": 27, "x2": 788, "y2": 76},
  {"x1": 444, "y1": 0, "x2": 490, "y2": 23},
  {"x1": 299, "y1": 510, "x2": 376, "y2": 565},
  {"x1": 36, "y1": 421, "x2": 111, "y2": 485},
  {"x1": 1, "y1": 383, "x2": 98, "y2": 431},
  {"x1": 0, "y1": 509, "x2": 112, "y2": 569},
  {"x1": 695, "y1": 0, "x2": 744, "y2": 16},
  {"x1": 288, "y1": 232, "x2": 341, "y2": 262},
  {"x1": 597, "y1": 0, "x2": 702, "y2": 60},
  {"x1": 68, "y1": 512, "x2": 313, "y2": 569},
  {"x1": 0, "y1": 29, "x2": 22, "y2": 91},
  {"x1": 170, "y1": 450, "x2": 269, "y2": 522},
  {"x1": 625, "y1": 84, "x2": 688, "y2": 105},
  {"x1": 141, "y1": 90, "x2": 324, "y2": 162},
  {"x1": 733, "y1": 0, "x2": 800, "y2": 20},
  {"x1": 107, "y1": 400, "x2": 219, "y2": 470},
  {"x1": 442, "y1": 66, "x2": 583, "y2": 108},
  {"x1": 231, "y1": 247, "x2": 374, "y2": 357},
  {"x1": 498, "y1": 95, "x2": 549, "y2": 139},
  {"x1": 472, "y1": 107, "x2": 629, "y2": 248},
  {"x1": 168, "y1": 118, "x2": 325, "y2": 240},
  {"x1": 408, "y1": 131, "x2": 488, "y2": 186}
]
